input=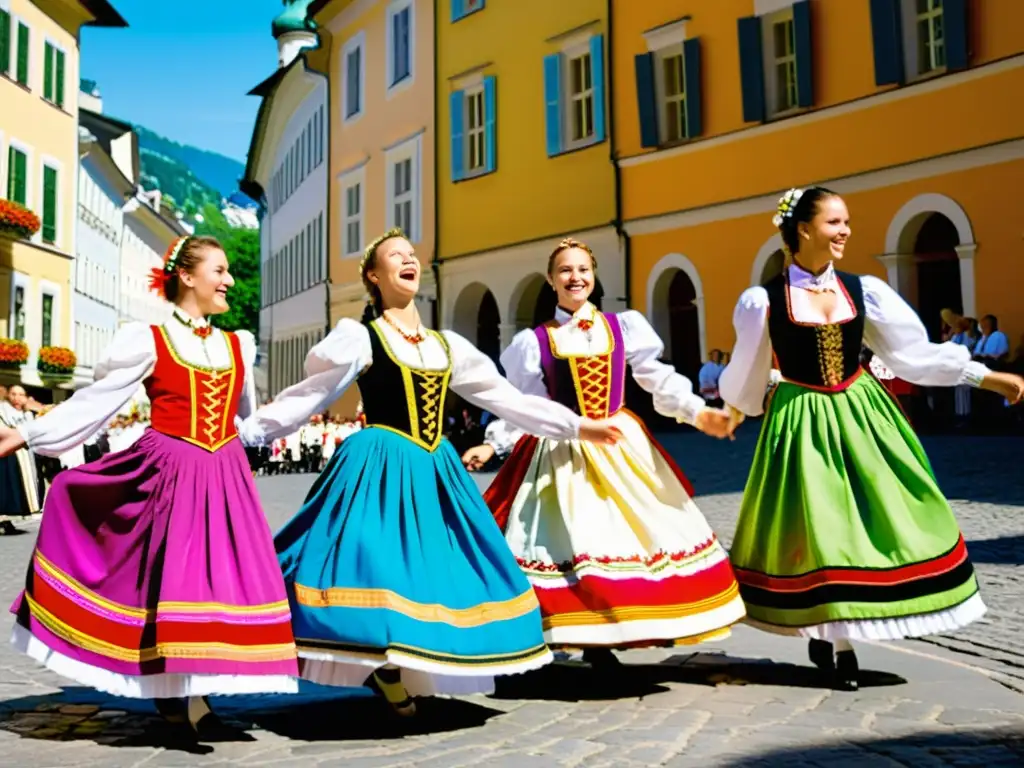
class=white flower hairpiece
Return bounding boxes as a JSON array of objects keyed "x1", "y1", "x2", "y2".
[{"x1": 771, "y1": 187, "x2": 804, "y2": 228}]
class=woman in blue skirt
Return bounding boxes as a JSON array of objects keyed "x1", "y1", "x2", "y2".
[{"x1": 238, "y1": 229, "x2": 621, "y2": 715}]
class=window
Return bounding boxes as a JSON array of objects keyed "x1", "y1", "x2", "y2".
[
  {"x1": 317, "y1": 212, "x2": 324, "y2": 282},
  {"x1": 342, "y1": 32, "x2": 365, "y2": 121},
  {"x1": 543, "y1": 35, "x2": 606, "y2": 157},
  {"x1": 43, "y1": 42, "x2": 66, "y2": 108},
  {"x1": 42, "y1": 165, "x2": 58, "y2": 244},
  {"x1": 450, "y1": 76, "x2": 496, "y2": 180},
  {"x1": 6, "y1": 146, "x2": 27, "y2": 205},
  {"x1": 451, "y1": 0, "x2": 484, "y2": 22},
  {"x1": 385, "y1": 135, "x2": 421, "y2": 241},
  {"x1": 15, "y1": 21, "x2": 27, "y2": 86},
  {"x1": 0, "y1": 9, "x2": 10, "y2": 77},
  {"x1": 344, "y1": 181, "x2": 362, "y2": 255},
  {"x1": 13, "y1": 285, "x2": 25, "y2": 340},
  {"x1": 386, "y1": 0, "x2": 414, "y2": 93},
  {"x1": 656, "y1": 49, "x2": 688, "y2": 143},
  {"x1": 465, "y1": 88, "x2": 485, "y2": 172},
  {"x1": 41, "y1": 294, "x2": 53, "y2": 347},
  {"x1": 770, "y1": 13, "x2": 798, "y2": 113},
  {"x1": 916, "y1": 0, "x2": 945, "y2": 73}
]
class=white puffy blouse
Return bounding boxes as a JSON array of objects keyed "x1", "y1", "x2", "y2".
[
  {"x1": 235, "y1": 318, "x2": 583, "y2": 447},
  {"x1": 718, "y1": 264, "x2": 990, "y2": 417},
  {"x1": 18, "y1": 309, "x2": 258, "y2": 457}
]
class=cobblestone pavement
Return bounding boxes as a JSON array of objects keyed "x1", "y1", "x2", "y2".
[{"x1": 0, "y1": 428, "x2": 1022, "y2": 766}]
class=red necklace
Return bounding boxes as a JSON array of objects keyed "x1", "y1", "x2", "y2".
[
  {"x1": 173, "y1": 312, "x2": 213, "y2": 338},
  {"x1": 381, "y1": 313, "x2": 426, "y2": 345}
]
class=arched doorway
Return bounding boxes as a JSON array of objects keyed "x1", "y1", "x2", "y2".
[
  {"x1": 760, "y1": 249, "x2": 786, "y2": 283},
  {"x1": 912, "y1": 214, "x2": 962, "y2": 342},
  {"x1": 650, "y1": 266, "x2": 702, "y2": 382},
  {"x1": 477, "y1": 290, "x2": 500, "y2": 363}
]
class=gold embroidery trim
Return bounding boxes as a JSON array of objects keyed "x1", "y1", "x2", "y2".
[
  {"x1": 569, "y1": 354, "x2": 613, "y2": 419},
  {"x1": 815, "y1": 324, "x2": 844, "y2": 387},
  {"x1": 292, "y1": 584, "x2": 540, "y2": 628}
]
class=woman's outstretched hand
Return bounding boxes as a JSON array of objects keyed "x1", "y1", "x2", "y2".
[
  {"x1": 462, "y1": 444, "x2": 496, "y2": 471},
  {"x1": 579, "y1": 419, "x2": 624, "y2": 446},
  {"x1": 693, "y1": 408, "x2": 733, "y2": 439},
  {"x1": 0, "y1": 427, "x2": 27, "y2": 458}
]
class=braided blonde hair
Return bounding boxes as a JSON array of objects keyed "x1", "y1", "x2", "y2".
[{"x1": 360, "y1": 227, "x2": 407, "y2": 318}]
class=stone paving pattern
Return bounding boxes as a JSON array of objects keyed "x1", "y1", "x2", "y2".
[{"x1": 0, "y1": 427, "x2": 1022, "y2": 766}]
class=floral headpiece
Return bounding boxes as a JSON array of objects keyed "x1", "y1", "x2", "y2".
[
  {"x1": 771, "y1": 188, "x2": 804, "y2": 228},
  {"x1": 147, "y1": 236, "x2": 191, "y2": 298}
]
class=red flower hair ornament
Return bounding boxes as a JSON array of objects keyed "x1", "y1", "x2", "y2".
[{"x1": 147, "y1": 236, "x2": 191, "y2": 299}]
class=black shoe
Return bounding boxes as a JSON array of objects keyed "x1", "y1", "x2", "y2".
[
  {"x1": 808, "y1": 639, "x2": 834, "y2": 672},
  {"x1": 192, "y1": 710, "x2": 248, "y2": 742},
  {"x1": 834, "y1": 650, "x2": 859, "y2": 692},
  {"x1": 582, "y1": 648, "x2": 623, "y2": 670},
  {"x1": 154, "y1": 697, "x2": 187, "y2": 724}
]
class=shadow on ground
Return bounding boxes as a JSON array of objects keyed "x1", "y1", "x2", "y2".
[
  {"x1": 966, "y1": 534, "x2": 1024, "y2": 565},
  {"x1": 0, "y1": 681, "x2": 503, "y2": 750},
  {"x1": 492, "y1": 653, "x2": 906, "y2": 702},
  {"x1": 722, "y1": 727, "x2": 1024, "y2": 767}
]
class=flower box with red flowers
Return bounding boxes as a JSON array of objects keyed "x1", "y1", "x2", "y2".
[
  {"x1": 37, "y1": 346, "x2": 77, "y2": 377},
  {"x1": 0, "y1": 199, "x2": 41, "y2": 241},
  {"x1": 0, "y1": 338, "x2": 29, "y2": 369}
]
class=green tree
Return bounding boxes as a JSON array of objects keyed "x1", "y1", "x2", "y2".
[{"x1": 196, "y1": 204, "x2": 261, "y2": 342}]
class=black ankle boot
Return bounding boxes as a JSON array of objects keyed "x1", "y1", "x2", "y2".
[
  {"x1": 154, "y1": 697, "x2": 187, "y2": 724},
  {"x1": 808, "y1": 639, "x2": 834, "y2": 672},
  {"x1": 834, "y1": 649, "x2": 859, "y2": 691},
  {"x1": 582, "y1": 647, "x2": 623, "y2": 670}
]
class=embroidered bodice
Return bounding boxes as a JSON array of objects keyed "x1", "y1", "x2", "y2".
[
  {"x1": 356, "y1": 320, "x2": 451, "y2": 451},
  {"x1": 534, "y1": 313, "x2": 627, "y2": 419},
  {"x1": 146, "y1": 326, "x2": 244, "y2": 451},
  {"x1": 764, "y1": 270, "x2": 866, "y2": 389}
]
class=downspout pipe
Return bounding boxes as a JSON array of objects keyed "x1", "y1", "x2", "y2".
[{"x1": 608, "y1": 0, "x2": 629, "y2": 311}]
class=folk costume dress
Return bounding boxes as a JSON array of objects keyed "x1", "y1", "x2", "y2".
[
  {"x1": 0, "y1": 402, "x2": 41, "y2": 529},
  {"x1": 481, "y1": 304, "x2": 745, "y2": 649},
  {"x1": 719, "y1": 264, "x2": 988, "y2": 640},
  {"x1": 9, "y1": 309, "x2": 299, "y2": 698},
  {"x1": 237, "y1": 318, "x2": 587, "y2": 696}
]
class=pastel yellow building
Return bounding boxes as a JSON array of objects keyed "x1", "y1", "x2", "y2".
[
  {"x1": 436, "y1": 0, "x2": 623, "y2": 357},
  {"x1": 613, "y1": 0, "x2": 1024, "y2": 379},
  {"x1": 0, "y1": 0, "x2": 125, "y2": 398}
]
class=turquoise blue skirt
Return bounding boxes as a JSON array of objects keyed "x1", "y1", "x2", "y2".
[{"x1": 274, "y1": 427, "x2": 551, "y2": 695}]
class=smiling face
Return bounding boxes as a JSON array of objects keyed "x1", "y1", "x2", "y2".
[
  {"x1": 547, "y1": 247, "x2": 595, "y2": 311},
  {"x1": 366, "y1": 236, "x2": 420, "y2": 307},
  {"x1": 797, "y1": 195, "x2": 850, "y2": 262},
  {"x1": 177, "y1": 246, "x2": 234, "y2": 315}
]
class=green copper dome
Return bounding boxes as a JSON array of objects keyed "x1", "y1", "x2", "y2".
[{"x1": 272, "y1": 0, "x2": 317, "y2": 38}]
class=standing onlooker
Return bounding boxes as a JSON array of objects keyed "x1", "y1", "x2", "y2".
[
  {"x1": 973, "y1": 314, "x2": 1010, "y2": 432},
  {"x1": 949, "y1": 315, "x2": 977, "y2": 425},
  {"x1": 698, "y1": 349, "x2": 723, "y2": 407},
  {"x1": 0, "y1": 386, "x2": 40, "y2": 534}
]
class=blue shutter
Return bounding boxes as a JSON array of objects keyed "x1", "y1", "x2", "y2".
[
  {"x1": 451, "y1": 0, "x2": 463, "y2": 22},
  {"x1": 683, "y1": 38, "x2": 702, "y2": 139},
  {"x1": 483, "y1": 75, "x2": 497, "y2": 173},
  {"x1": 868, "y1": 0, "x2": 904, "y2": 85},
  {"x1": 634, "y1": 52, "x2": 658, "y2": 148},
  {"x1": 737, "y1": 16, "x2": 765, "y2": 123},
  {"x1": 450, "y1": 90, "x2": 465, "y2": 181},
  {"x1": 543, "y1": 53, "x2": 563, "y2": 157},
  {"x1": 944, "y1": 0, "x2": 969, "y2": 71},
  {"x1": 589, "y1": 34, "x2": 606, "y2": 143},
  {"x1": 793, "y1": 0, "x2": 814, "y2": 107}
]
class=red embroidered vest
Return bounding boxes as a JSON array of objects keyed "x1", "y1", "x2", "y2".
[{"x1": 145, "y1": 326, "x2": 243, "y2": 452}]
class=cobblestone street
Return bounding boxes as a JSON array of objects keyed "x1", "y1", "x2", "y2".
[{"x1": 1, "y1": 427, "x2": 1022, "y2": 766}]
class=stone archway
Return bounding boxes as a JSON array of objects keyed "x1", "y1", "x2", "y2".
[
  {"x1": 913, "y1": 213, "x2": 963, "y2": 342},
  {"x1": 509, "y1": 273, "x2": 549, "y2": 332},
  {"x1": 750, "y1": 233, "x2": 786, "y2": 286},
  {"x1": 645, "y1": 254, "x2": 706, "y2": 372},
  {"x1": 452, "y1": 281, "x2": 500, "y2": 361}
]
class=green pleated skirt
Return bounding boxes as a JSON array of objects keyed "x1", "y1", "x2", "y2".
[{"x1": 730, "y1": 371, "x2": 985, "y2": 639}]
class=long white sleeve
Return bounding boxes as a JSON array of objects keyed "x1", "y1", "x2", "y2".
[
  {"x1": 862, "y1": 276, "x2": 988, "y2": 388},
  {"x1": 482, "y1": 329, "x2": 552, "y2": 452},
  {"x1": 235, "y1": 330, "x2": 258, "y2": 421},
  {"x1": 719, "y1": 288, "x2": 774, "y2": 417},
  {"x1": 444, "y1": 330, "x2": 581, "y2": 441},
  {"x1": 236, "y1": 319, "x2": 370, "y2": 446},
  {"x1": 620, "y1": 310, "x2": 707, "y2": 426},
  {"x1": 18, "y1": 323, "x2": 156, "y2": 456}
]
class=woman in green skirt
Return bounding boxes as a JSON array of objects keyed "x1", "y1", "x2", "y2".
[{"x1": 719, "y1": 187, "x2": 1024, "y2": 690}]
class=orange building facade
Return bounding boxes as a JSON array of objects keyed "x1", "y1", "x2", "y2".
[{"x1": 613, "y1": 0, "x2": 1024, "y2": 374}]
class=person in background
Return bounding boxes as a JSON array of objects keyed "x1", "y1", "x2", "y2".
[{"x1": 698, "y1": 349, "x2": 724, "y2": 407}]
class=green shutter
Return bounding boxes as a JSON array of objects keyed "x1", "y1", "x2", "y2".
[
  {"x1": 15, "y1": 150, "x2": 27, "y2": 204},
  {"x1": 44, "y1": 43, "x2": 53, "y2": 101},
  {"x1": 55, "y1": 49, "x2": 65, "y2": 108},
  {"x1": 43, "y1": 166, "x2": 58, "y2": 243},
  {"x1": 16, "y1": 22, "x2": 28, "y2": 85},
  {"x1": 0, "y1": 11, "x2": 11, "y2": 76},
  {"x1": 7, "y1": 148, "x2": 27, "y2": 205}
]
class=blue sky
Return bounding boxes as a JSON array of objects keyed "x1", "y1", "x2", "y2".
[{"x1": 81, "y1": 1, "x2": 287, "y2": 162}]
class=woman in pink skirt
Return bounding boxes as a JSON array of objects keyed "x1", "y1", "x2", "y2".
[{"x1": 0, "y1": 236, "x2": 298, "y2": 739}]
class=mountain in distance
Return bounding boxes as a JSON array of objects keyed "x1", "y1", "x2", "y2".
[{"x1": 133, "y1": 125, "x2": 256, "y2": 209}]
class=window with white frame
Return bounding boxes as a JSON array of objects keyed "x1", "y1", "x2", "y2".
[
  {"x1": 386, "y1": 0, "x2": 414, "y2": 92},
  {"x1": 385, "y1": 134, "x2": 421, "y2": 241},
  {"x1": 465, "y1": 86, "x2": 486, "y2": 173},
  {"x1": 344, "y1": 183, "x2": 362, "y2": 256},
  {"x1": 653, "y1": 47, "x2": 687, "y2": 143},
  {"x1": 770, "y1": 10, "x2": 798, "y2": 114},
  {"x1": 566, "y1": 48, "x2": 595, "y2": 145},
  {"x1": 342, "y1": 32, "x2": 365, "y2": 121},
  {"x1": 915, "y1": 0, "x2": 945, "y2": 73}
]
